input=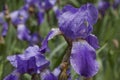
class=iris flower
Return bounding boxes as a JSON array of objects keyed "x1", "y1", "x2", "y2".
[
  {"x1": 0, "y1": 6, "x2": 30, "y2": 40},
  {"x1": 97, "y1": 0, "x2": 110, "y2": 16},
  {"x1": 4, "y1": 45, "x2": 57, "y2": 80},
  {"x1": 41, "y1": 3, "x2": 99, "y2": 78},
  {"x1": 7, "y1": 45, "x2": 49, "y2": 74}
]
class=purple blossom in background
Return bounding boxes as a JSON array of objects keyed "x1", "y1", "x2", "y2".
[
  {"x1": 10, "y1": 8, "x2": 39, "y2": 42},
  {"x1": 0, "y1": 0, "x2": 57, "y2": 41},
  {"x1": 40, "y1": 0, "x2": 57, "y2": 10},
  {"x1": 53, "y1": 6, "x2": 61, "y2": 19},
  {"x1": 0, "y1": 11, "x2": 8, "y2": 37},
  {"x1": 97, "y1": 0, "x2": 110, "y2": 16},
  {"x1": 1, "y1": 22, "x2": 8, "y2": 36},
  {"x1": 37, "y1": 10, "x2": 45, "y2": 25},
  {"x1": 10, "y1": 8, "x2": 29, "y2": 25},
  {"x1": 0, "y1": 6, "x2": 30, "y2": 40},
  {"x1": 17, "y1": 24, "x2": 31, "y2": 41},
  {"x1": 29, "y1": 32, "x2": 43, "y2": 45},
  {"x1": 24, "y1": 0, "x2": 56, "y2": 25},
  {"x1": 41, "y1": 3, "x2": 99, "y2": 78},
  {"x1": 7, "y1": 45, "x2": 49, "y2": 74},
  {"x1": 113, "y1": 0, "x2": 120, "y2": 8}
]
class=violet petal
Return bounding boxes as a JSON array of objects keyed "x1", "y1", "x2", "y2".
[
  {"x1": 86, "y1": 34, "x2": 99, "y2": 49},
  {"x1": 70, "y1": 40, "x2": 99, "y2": 77},
  {"x1": 40, "y1": 28, "x2": 61, "y2": 53}
]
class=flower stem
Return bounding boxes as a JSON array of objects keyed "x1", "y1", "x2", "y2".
[
  {"x1": 58, "y1": 36, "x2": 72, "y2": 80},
  {"x1": 31, "y1": 74, "x2": 40, "y2": 80},
  {"x1": 84, "y1": 78, "x2": 92, "y2": 80}
]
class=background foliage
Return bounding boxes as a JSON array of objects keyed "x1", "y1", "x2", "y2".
[{"x1": 0, "y1": 0, "x2": 120, "y2": 80}]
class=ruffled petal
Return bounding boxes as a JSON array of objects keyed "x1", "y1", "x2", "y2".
[
  {"x1": 70, "y1": 40, "x2": 99, "y2": 77},
  {"x1": 58, "y1": 3, "x2": 98, "y2": 39},
  {"x1": 23, "y1": 45, "x2": 40, "y2": 58},
  {"x1": 79, "y1": 3, "x2": 98, "y2": 25},
  {"x1": 86, "y1": 34, "x2": 99, "y2": 49},
  {"x1": 53, "y1": 4, "x2": 78, "y2": 19},
  {"x1": 62, "y1": 5, "x2": 78, "y2": 13},
  {"x1": 40, "y1": 28, "x2": 61, "y2": 53},
  {"x1": 17, "y1": 56, "x2": 37, "y2": 74},
  {"x1": 58, "y1": 11, "x2": 75, "y2": 39},
  {"x1": 7, "y1": 55, "x2": 17, "y2": 67}
]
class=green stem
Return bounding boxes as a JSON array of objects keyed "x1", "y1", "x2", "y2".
[
  {"x1": 31, "y1": 74, "x2": 40, "y2": 80},
  {"x1": 84, "y1": 78, "x2": 92, "y2": 80},
  {"x1": 58, "y1": 36, "x2": 72, "y2": 80}
]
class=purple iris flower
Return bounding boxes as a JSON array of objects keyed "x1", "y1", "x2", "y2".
[
  {"x1": 97, "y1": 0, "x2": 110, "y2": 16},
  {"x1": 0, "y1": 6, "x2": 30, "y2": 40},
  {"x1": 40, "y1": 0, "x2": 57, "y2": 10},
  {"x1": 4, "y1": 45, "x2": 58, "y2": 80},
  {"x1": 7, "y1": 45, "x2": 49, "y2": 74},
  {"x1": 0, "y1": 12, "x2": 8, "y2": 37},
  {"x1": 4, "y1": 70, "x2": 20, "y2": 80},
  {"x1": 24, "y1": 0, "x2": 44, "y2": 25},
  {"x1": 24, "y1": 0, "x2": 56, "y2": 25},
  {"x1": 37, "y1": 10, "x2": 45, "y2": 25},
  {"x1": 10, "y1": 8, "x2": 31, "y2": 41},
  {"x1": 113, "y1": 0, "x2": 120, "y2": 8},
  {"x1": 41, "y1": 3, "x2": 99, "y2": 78},
  {"x1": 10, "y1": 8, "x2": 29, "y2": 25},
  {"x1": 24, "y1": 0, "x2": 56, "y2": 10},
  {"x1": 17, "y1": 24, "x2": 31, "y2": 41},
  {"x1": 29, "y1": 32, "x2": 42, "y2": 45},
  {"x1": 1, "y1": 22, "x2": 8, "y2": 36}
]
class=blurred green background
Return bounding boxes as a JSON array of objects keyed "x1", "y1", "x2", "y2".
[{"x1": 0, "y1": 0, "x2": 120, "y2": 80}]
